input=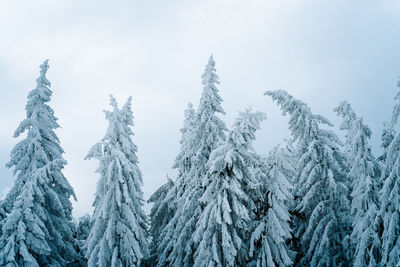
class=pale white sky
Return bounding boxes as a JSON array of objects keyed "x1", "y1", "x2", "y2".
[{"x1": 0, "y1": 0, "x2": 399, "y2": 218}]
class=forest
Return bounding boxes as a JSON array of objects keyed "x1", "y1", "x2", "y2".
[{"x1": 0, "y1": 56, "x2": 398, "y2": 267}]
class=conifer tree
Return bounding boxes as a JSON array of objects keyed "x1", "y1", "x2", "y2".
[
  {"x1": 149, "y1": 102, "x2": 196, "y2": 264},
  {"x1": 152, "y1": 102, "x2": 198, "y2": 266},
  {"x1": 249, "y1": 145, "x2": 294, "y2": 267},
  {"x1": 335, "y1": 101, "x2": 382, "y2": 266},
  {"x1": 173, "y1": 103, "x2": 197, "y2": 175},
  {"x1": 265, "y1": 90, "x2": 350, "y2": 266},
  {"x1": 193, "y1": 110, "x2": 265, "y2": 266},
  {"x1": 85, "y1": 96, "x2": 148, "y2": 267},
  {"x1": 157, "y1": 55, "x2": 227, "y2": 266},
  {"x1": 379, "y1": 85, "x2": 400, "y2": 266},
  {"x1": 0, "y1": 60, "x2": 77, "y2": 266},
  {"x1": 77, "y1": 214, "x2": 91, "y2": 248},
  {"x1": 75, "y1": 214, "x2": 91, "y2": 267},
  {"x1": 147, "y1": 177, "x2": 174, "y2": 264}
]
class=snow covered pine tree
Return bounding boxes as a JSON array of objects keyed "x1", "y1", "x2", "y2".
[
  {"x1": 265, "y1": 90, "x2": 350, "y2": 266},
  {"x1": 379, "y1": 86, "x2": 400, "y2": 267},
  {"x1": 85, "y1": 96, "x2": 149, "y2": 267},
  {"x1": 249, "y1": 144, "x2": 294, "y2": 267},
  {"x1": 192, "y1": 109, "x2": 266, "y2": 267},
  {"x1": 76, "y1": 214, "x2": 91, "y2": 266},
  {"x1": 148, "y1": 103, "x2": 195, "y2": 265},
  {"x1": 335, "y1": 101, "x2": 382, "y2": 266},
  {"x1": 0, "y1": 60, "x2": 78, "y2": 266},
  {"x1": 156, "y1": 55, "x2": 227, "y2": 266},
  {"x1": 147, "y1": 177, "x2": 174, "y2": 265}
]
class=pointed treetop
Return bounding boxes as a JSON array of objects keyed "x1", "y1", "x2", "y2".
[
  {"x1": 109, "y1": 94, "x2": 119, "y2": 111},
  {"x1": 381, "y1": 121, "x2": 395, "y2": 151},
  {"x1": 40, "y1": 59, "x2": 49, "y2": 74},
  {"x1": 201, "y1": 54, "x2": 219, "y2": 86},
  {"x1": 37, "y1": 59, "x2": 51, "y2": 87},
  {"x1": 121, "y1": 96, "x2": 134, "y2": 120},
  {"x1": 184, "y1": 102, "x2": 195, "y2": 118}
]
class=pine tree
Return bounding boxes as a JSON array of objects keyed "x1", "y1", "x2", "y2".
[
  {"x1": 156, "y1": 55, "x2": 227, "y2": 266},
  {"x1": 77, "y1": 214, "x2": 91, "y2": 246},
  {"x1": 335, "y1": 101, "x2": 382, "y2": 266},
  {"x1": 249, "y1": 145, "x2": 294, "y2": 267},
  {"x1": 148, "y1": 102, "x2": 196, "y2": 265},
  {"x1": 85, "y1": 96, "x2": 148, "y2": 267},
  {"x1": 173, "y1": 103, "x2": 197, "y2": 175},
  {"x1": 151, "y1": 102, "x2": 197, "y2": 266},
  {"x1": 75, "y1": 214, "x2": 91, "y2": 266},
  {"x1": 379, "y1": 85, "x2": 400, "y2": 266},
  {"x1": 0, "y1": 60, "x2": 77, "y2": 266},
  {"x1": 265, "y1": 90, "x2": 350, "y2": 266},
  {"x1": 147, "y1": 177, "x2": 174, "y2": 264},
  {"x1": 193, "y1": 109, "x2": 266, "y2": 266}
]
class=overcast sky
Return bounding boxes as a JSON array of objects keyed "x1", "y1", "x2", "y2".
[{"x1": 0, "y1": 0, "x2": 399, "y2": 218}]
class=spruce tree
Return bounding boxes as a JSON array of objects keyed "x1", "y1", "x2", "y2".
[
  {"x1": 148, "y1": 102, "x2": 196, "y2": 265},
  {"x1": 0, "y1": 60, "x2": 77, "y2": 266},
  {"x1": 379, "y1": 85, "x2": 400, "y2": 266},
  {"x1": 173, "y1": 102, "x2": 197, "y2": 175},
  {"x1": 153, "y1": 102, "x2": 198, "y2": 266},
  {"x1": 157, "y1": 55, "x2": 227, "y2": 266},
  {"x1": 76, "y1": 214, "x2": 91, "y2": 267},
  {"x1": 85, "y1": 96, "x2": 148, "y2": 266},
  {"x1": 335, "y1": 101, "x2": 382, "y2": 266},
  {"x1": 147, "y1": 177, "x2": 174, "y2": 264},
  {"x1": 249, "y1": 145, "x2": 294, "y2": 267},
  {"x1": 265, "y1": 90, "x2": 350, "y2": 266}
]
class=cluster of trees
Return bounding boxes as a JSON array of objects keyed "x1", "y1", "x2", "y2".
[{"x1": 0, "y1": 56, "x2": 399, "y2": 266}]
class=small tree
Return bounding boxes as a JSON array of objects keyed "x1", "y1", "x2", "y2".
[
  {"x1": 379, "y1": 86, "x2": 400, "y2": 266},
  {"x1": 148, "y1": 103, "x2": 195, "y2": 266},
  {"x1": 75, "y1": 214, "x2": 91, "y2": 266},
  {"x1": 335, "y1": 101, "x2": 382, "y2": 266},
  {"x1": 147, "y1": 177, "x2": 174, "y2": 264},
  {"x1": 249, "y1": 145, "x2": 294, "y2": 267},
  {"x1": 265, "y1": 90, "x2": 350, "y2": 266},
  {"x1": 0, "y1": 60, "x2": 77, "y2": 266},
  {"x1": 85, "y1": 96, "x2": 148, "y2": 266}
]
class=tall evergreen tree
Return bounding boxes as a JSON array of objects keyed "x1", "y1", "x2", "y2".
[
  {"x1": 173, "y1": 102, "x2": 197, "y2": 175},
  {"x1": 249, "y1": 145, "x2": 294, "y2": 267},
  {"x1": 148, "y1": 102, "x2": 196, "y2": 265},
  {"x1": 156, "y1": 55, "x2": 227, "y2": 266},
  {"x1": 265, "y1": 90, "x2": 350, "y2": 266},
  {"x1": 0, "y1": 60, "x2": 77, "y2": 266},
  {"x1": 152, "y1": 102, "x2": 198, "y2": 266},
  {"x1": 335, "y1": 101, "x2": 382, "y2": 266},
  {"x1": 193, "y1": 110, "x2": 266, "y2": 267},
  {"x1": 85, "y1": 96, "x2": 148, "y2": 267},
  {"x1": 379, "y1": 85, "x2": 400, "y2": 266}
]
